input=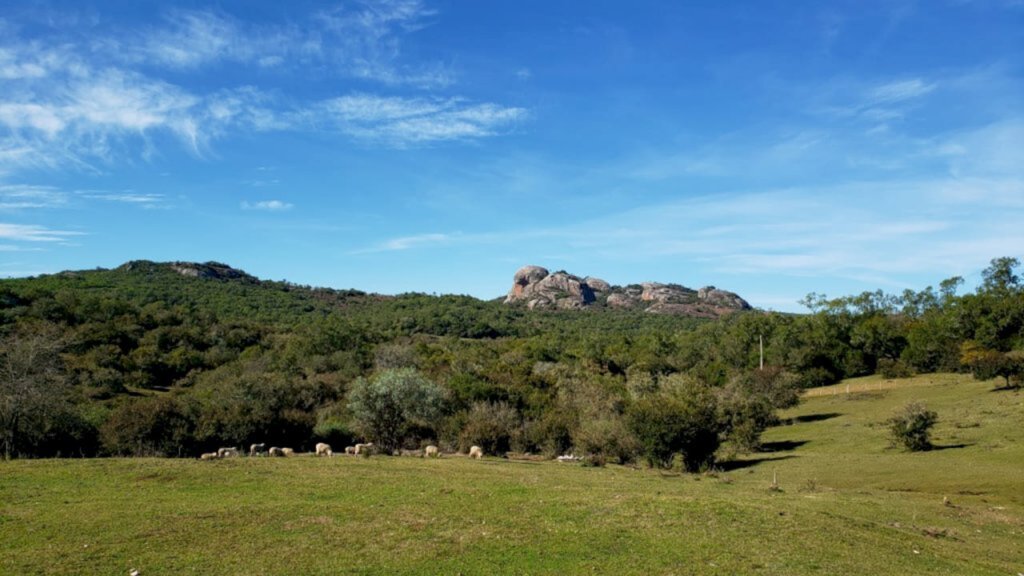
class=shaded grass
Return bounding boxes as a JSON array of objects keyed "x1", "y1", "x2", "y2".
[{"x1": 1, "y1": 374, "x2": 1022, "y2": 575}]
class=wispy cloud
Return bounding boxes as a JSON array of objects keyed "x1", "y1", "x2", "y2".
[
  {"x1": 355, "y1": 232, "x2": 451, "y2": 253},
  {"x1": 241, "y1": 199, "x2": 293, "y2": 211},
  {"x1": 79, "y1": 191, "x2": 167, "y2": 208},
  {"x1": 866, "y1": 78, "x2": 936, "y2": 105},
  {"x1": 0, "y1": 222, "x2": 83, "y2": 242},
  {"x1": 0, "y1": 184, "x2": 67, "y2": 209},
  {"x1": 317, "y1": 94, "x2": 526, "y2": 146},
  {"x1": 128, "y1": 3, "x2": 450, "y2": 87}
]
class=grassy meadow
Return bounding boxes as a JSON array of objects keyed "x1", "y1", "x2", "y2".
[{"x1": 1, "y1": 373, "x2": 1022, "y2": 575}]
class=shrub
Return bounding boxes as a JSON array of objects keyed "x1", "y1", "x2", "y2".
[
  {"x1": 887, "y1": 401, "x2": 937, "y2": 452},
  {"x1": 458, "y1": 401, "x2": 520, "y2": 455},
  {"x1": 100, "y1": 395, "x2": 198, "y2": 457},
  {"x1": 627, "y1": 377, "x2": 722, "y2": 471},
  {"x1": 573, "y1": 415, "x2": 640, "y2": 465},
  {"x1": 877, "y1": 358, "x2": 914, "y2": 379}
]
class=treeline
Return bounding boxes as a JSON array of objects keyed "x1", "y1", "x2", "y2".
[{"x1": 1, "y1": 258, "x2": 1021, "y2": 470}]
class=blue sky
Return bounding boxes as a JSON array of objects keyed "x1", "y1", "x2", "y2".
[{"x1": 1, "y1": 0, "x2": 1022, "y2": 311}]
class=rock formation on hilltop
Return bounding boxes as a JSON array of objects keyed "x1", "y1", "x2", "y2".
[
  {"x1": 504, "y1": 265, "x2": 750, "y2": 318},
  {"x1": 118, "y1": 260, "x2": 258, "y2": 282}
]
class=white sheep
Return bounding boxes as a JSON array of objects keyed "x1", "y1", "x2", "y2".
[
  {"x1": 199, "y1": 452, "x2": 219, "y2": 460},
  {"x1": 424, "y1": 445, "x2": 440, "y2": 458},
  {"x1": 249, "y1": 443, "x2": 266, "y2": 457},
  {"x1": 217, "y1": 447, "x2": 240, "y2": 458},
  {"x1": 344, "y1": 446, "x2": 356, "y2": 455},
  {"x1": 315, "y1": 442, "x2": 333, "y2": 457},
  {"x1": 469, "y1": 445, "x2": 483, "y2": 459},
  {"x1": 281, "y1": 447, "x2": 295, "y2": 456},
  {"x1": 354, "y1": 442, "x2": 374, "y2": 455},
  {"x1": 268, "y1": 447, "x2": 285, "y2": 457}
]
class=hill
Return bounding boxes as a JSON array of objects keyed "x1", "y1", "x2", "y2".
[{"x1": 1, "y1": 374, "x2": 1020, "y2": 575}]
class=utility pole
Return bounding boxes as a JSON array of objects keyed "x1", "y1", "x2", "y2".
[{"x1": 759, "y1": 333, "x2": 764, "y2": 370}]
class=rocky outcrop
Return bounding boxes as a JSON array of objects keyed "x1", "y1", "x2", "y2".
[
  {"x1": 504, "y1": 266, "x2": 606, "y2": 310},
  {"x1": 504, "y1": 265, "x2": 750, "y2": 317},
  {"x1": 119, "y1": 260, "x2": 257, "y2": 282}
]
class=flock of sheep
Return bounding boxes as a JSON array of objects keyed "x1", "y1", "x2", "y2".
[{"x1": 198, "y1": 443, "x2": 485, "y2": 460}]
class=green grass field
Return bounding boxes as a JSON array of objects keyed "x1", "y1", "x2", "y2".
[{"x1": 2, "y1": 374, "x2": 1022, "y2": 575}]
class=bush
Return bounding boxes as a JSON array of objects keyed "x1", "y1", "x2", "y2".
[
  {"x1": 100, "y1": 396, "x2": 198, "y2": 457},
  {"x1": 627, "y1": 377, "x2": 722, "y2": 471},
  {"x1": 458, "y1": 401, "x2": 520, "y2": 455},
  {"x1": 877, "y1": 358, "x2": 914, "y2": 379},
  {"x1": 573, "y1": 415, "x2": 640, "y2": 465},
  {"x1": 887, "y1": 401, "x2": 937, "y2": 452}
]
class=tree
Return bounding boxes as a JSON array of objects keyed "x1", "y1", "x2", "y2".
[
  {"x1": 0, "y1": 323, "x2": 70, "y2": 458},
  {"x1": 981, "y1": 257, "x2": 1020, "y2": 295},
  {"x1": 627, "y1": 376, "x2": 722, "y2": 471},
  {"x1": 347, "y1": 368, "x2": 446, "y2": 453},
  {"x1": 960, "y1": 341, "x2": 1023, "y2": 389}
]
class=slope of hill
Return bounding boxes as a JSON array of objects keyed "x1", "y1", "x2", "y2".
[{"x1": 1, "y1": 374, "x2": 1020, "y2": 575}]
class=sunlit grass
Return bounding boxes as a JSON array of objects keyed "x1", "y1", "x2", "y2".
[{"x1": 1, "y1": 373, "x2": 1021, "y2": 575}]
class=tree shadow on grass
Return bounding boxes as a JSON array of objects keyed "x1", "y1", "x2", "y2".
[
  {"x1": 929, "y1": 443, "x2": 972, "y2": 451},
  {"x1": 758, "y1": 440, "x2": 809, "y2": 453},
  {"x1": 719, "y1": 455, "x2": 796, "y2": 471},
  {"x1": 781, "y1": 412, "x2": 842, "y2": 425}
]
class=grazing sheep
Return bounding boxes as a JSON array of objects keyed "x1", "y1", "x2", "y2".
[
  {"x1": 344, "y1": 446, "x2": 356, "y2": 455},
  {"x1": 268, "y1": 447, "x2": 286, "y2": 457},
  {"x1": 315, "y1": 442, "x2": 333, "y2": 457},
  {"x1": 354, "y1": 442, "x2": 374, "y2": 455},
  {"x1": 200, "y1": 452, "x2": 219, "y2": 460},
  {"x1": 217, "y1": 447, "x2": 240, "y2": 458},
  {"x1": 424, "y1": 445, "x2": 440, "y2": 458},
  {"x1": 249, "y1": 443, "x2": 266, "y2": 457},
  {"x1": 469, "y1": 445, "x2": 483, "y2": 459},
  {"x1": 281, "y1": 448, "x2": 295, "y2": 456}
]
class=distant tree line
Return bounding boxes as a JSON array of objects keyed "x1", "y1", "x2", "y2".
[{"x1": 1, "y1": 257, "x2": 1021, "y2": 471}]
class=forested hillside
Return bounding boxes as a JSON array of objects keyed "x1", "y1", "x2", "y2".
[{"x1": 1, "y1": 258, "x2": 1021, "y2": 466}]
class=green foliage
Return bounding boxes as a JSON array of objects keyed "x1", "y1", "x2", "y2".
[
  {"x1": 2, "y1": 257, "x2": 1024, "y2": 462},
  {"x1": 717, "y1": 367, "x2": 799, "y2": 451},
  {"x1": 457, "y1": 401, "x2": 521, "y2": 455},
  {"x1": 0, "y1": 322, "x2": 78, "y2": 458},
  {"x1": 347, "y1": 368, "x2": 447, "y2": 452},
  {"x1": 886, "y1": 401, "x2": 937, "y2": 452},
  {"x1": 960, "y1": 341, "x2": 1023, "y2": 389},
  {"x1": 627, "y1": 376, "x2": 722, "y2": 471},
  {"x1": 100, "y1": 395, "x2": 199, "y2": 457},
  {"x1": 877, "y1": 358, "x2": 914, "y2": 379}
]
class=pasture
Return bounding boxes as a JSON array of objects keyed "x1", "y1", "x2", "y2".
[{"x1": 1, "y1": 374, "x2": 1022, "y2": 575}]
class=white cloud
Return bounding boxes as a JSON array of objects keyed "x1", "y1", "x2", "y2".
[
  {"x1": 318, "y1": 94, "x2": 526, "y2": 146},
  {"x1": 0, "y1": 184, "x2": 67, "y2": 210},
  {"x1": 354, "y1": 232, "x2": 451, "y2": 253},
  {"x1": 79, "y1": 191, "x2": 166, "y2": 206},
  {"x1": 0, "y1": 222, "x2": 83, "y2": 242},
  {"x1": 241, "y1": 200, "x2": 293, "y2": 211},
  {"x1": 866, "y1": 78, "x2": 936, "y2": 104}
]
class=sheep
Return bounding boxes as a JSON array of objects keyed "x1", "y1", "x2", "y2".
[
  {"x1": 249, "y1": 443, "x2": 266, "y2": 457},
  {"x1": 424, "y1": 445, "x2": 440, "y2": 458},
  {"x1": 200, "y1": 452, "x2": 219, "y2": 460},
  {"x1": 469, "y1": 445, "x2": 483, "y2": 459},
  {"x1": 315, "y1": 442, "x2": 333, "y2": 457},
  {"x1": 281, "y1": 447, "x2": 295, "y2": 456},
  {"x1": 268, "y1": 447, "x2": 286, "y2": 457},
  {"x1": 344, "y1": 446, "x2": 356, "y2": 455},
  {"x1": 217, "y1": 447, "x2": 240, "y2": 458},
  {"x1": 354, "y1": 442, "x2": 374, "y2": 455}
]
